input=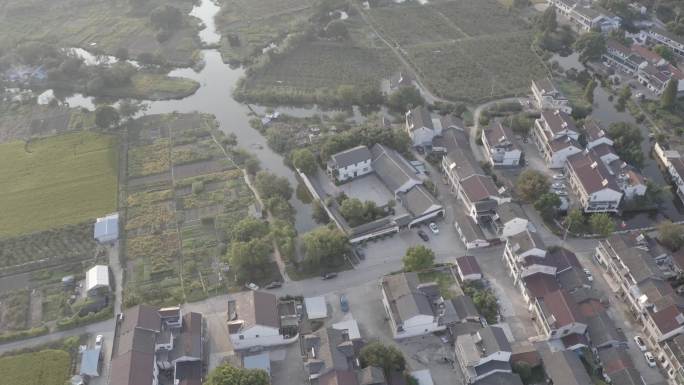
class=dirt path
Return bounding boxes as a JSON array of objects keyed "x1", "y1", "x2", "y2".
[
  {"x1": 469, "y1": 97, "x2": 523, "y2": 162},
  {"x1": 28, "y1": 289, "x2": 42, "y2": 328}
]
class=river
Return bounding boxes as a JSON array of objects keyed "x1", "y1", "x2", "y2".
[{"x1": 65, "y1": 0, "x2": 317, "y2": 232}]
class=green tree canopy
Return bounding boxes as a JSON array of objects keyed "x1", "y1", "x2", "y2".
[
  {"x1": 387, "y1": 86, "x2": 425, "y2": 112},
  {"x1": 661, "y1": 79, "x2": 678, "y2": 110},
  {"x1": 302, "y1": 227, "x2": 349, "y2": 269},
  {"x1": 228, "y1": 238, "x2": 272, "y2": 281},
  {"x1": 534, "y1": 193, "x2": 561, "y2": 221},
  {"x1": 359, "y1": 342, "x2": 406, "y2": 377},
  {"x1": 539, "y1": 6, "x2": 557, "y2": 32},
  {"x1": 589, "y1": 213, "x2": 614, "y2": 237},
  {"x1": 516, "y1": 170, "x2": 550, "y2": 203},
  {"x1": 150, "y1": 5, "x2": 183, "y2": 30},
  {"x1": 95, "y1": 105, "x2": 120, "y2": 129},
  {"x1": 565, "y1": 208, "x2": 586, "y2": 234},
  {"x1": 584, "y1": 79, "x2": 597, "y2": 104},
  {"x1": 231, "y1": 217, "x2": 270, "y2": 242},
  {"x1": 254, "y1": 171, "x2": 293, "y2": 200},
  {"x1": 606, "y1": 122, "x2": 644, "y2": 167},
  {"x1": 206, "y1": 364, "x2": 269, "y2": 385},
  {"x1": 291, "y1": 148, "x2": 317, "y2": 175},
  {"x1": 312, "y1": 201, "x2": 330, "y2": 224},
  {"x1": 402, "y1": 245, "x2": 435, "y2": 272},
  {"x1": 654, "y1": 45, "x2": 676, "y2": 65},
  {"x1": 658, "y1": 220, "x2": 684, "y2": 251},
  {"x1": 574, "y1": 32, "x2": 606, "y2": 62}
]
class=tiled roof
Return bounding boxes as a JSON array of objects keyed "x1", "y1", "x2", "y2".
[
  {"x1": 460, "y1": 175, "x2": 499, "y2": 203},
  {"x1": 598, "y1": 346, "x2": 633, "y2": 375},
  {"x1": 541, "y1": 110, "x2": 577, "y2": 135},
  {"x1": 456, "y1": 255, "x2": 482, "y2": 276},
  {"x1": 566, "y1": 150, "x2": 620, "y2": 194},
  {"x1": 540, "y1": 290, "x2": 583, "y2": 328},
  {"x1": 650, "y1": 304, "x2": 684, "y2": 334},
  {"x1": 382, "y1": 273, "x2": 434, "y2": 326},
  {"x1": 523, "y1": 274, "x2": 559, "y2": 300},
  {"x1": 330, "y1": 145, "x2": 372, "y2": 168}
]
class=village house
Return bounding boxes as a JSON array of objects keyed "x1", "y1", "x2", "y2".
[
  {"x1": 583, "y1": 120, "x2": 614, "y2": 150},
  {"x1": 481, "y1": 122, "x2": 522, "y2": 167},
  {"x1": 454, "y1": 326, "x2": 513, "y2": 383},
  {"x1": 493, "y1": 202, "x2": 533, "y2": 239},
  {"x1": 227, "y1": 291, "x2": 295, "y2": 350},
  {"x1": 643, "y1": 27, "x2": 684, "y2": 57},
  {"x1": 326, "y1": 145, "x2": 372, "y2": 183},
  {"x1": 662, "y1": 334, "x2": 684, "y2": 382},
  {"x1": 546, "y1": 0, "x2": 621, "y2": 33},
  {"x1": 380, "y1": 272, "x2": 448, "y2": 339},
  {"x1": 456, "y1": 255, "x2": 483, "y2": 282},
  {"x1": 565, "y1": 150, "x2": 623, "y2": 213},
  {"x1": 405, "y1": 106, "x2": 457, "y2": 148},
  {"x1": 532, "y1": 110, "x2": 582, "y2": 169},
  {"x1": 539, "y1": 348, "x2": 593, "y2": 385},
  {"x1": 530, "y1": 78, "x2": 572, "y2": 113},
  {"x1": 533, "y1": 289, "x2": 588, "y2": 342},
  {"x1": 454, "y1": 209, "x2": 491, "y2": 250}
]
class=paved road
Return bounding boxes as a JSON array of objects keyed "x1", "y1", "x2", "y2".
[
  {"x1": 0, "y1": 318, "x2": 115, "y2": 355},
  {"x1": 469, "y1": 97, "x2": 523, "y2": 163}
]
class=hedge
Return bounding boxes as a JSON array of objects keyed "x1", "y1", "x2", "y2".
[{"x1": 0, "y1": 326, "x2": 49, "y2": 344}]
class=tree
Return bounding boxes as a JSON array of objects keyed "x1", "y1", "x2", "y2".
[
  {"x1": 661, "y1": 79, "x2": 677, "y2": 110},
  {"x1": 312, "y1": 201, "x2": 330, "y2": 224},
  {"x1": 118, "y1": 99, "x2": 146, "y2": 121},
  {"x1": 245, "y1": 157, "x2": 261, "y2": 175},
  {"x1": 359, "y1": 342, "x2": 405, "y2": 377},
  {"x1": 206, "y1": 364, "x2": 269, "y2": 385},
  {"x1": 606, "y1": 122, "x2": 643, "y2": 167},
  {"x1": 539, "y1": 6, "x2": 557, "y2": 32},
  {"x1": 402, "y1": 245, "x2": 435, "y2": 272},
  {"x1": 565, "y1": 208, "x2": 586, "y2": 234},
  {"x1": 95, "y1": 105, "x2": 120, "y2": 129},
  {"x1": 654, "y1": 45, "x2": 676, "y2": 65},
  {"x1": 534, "y1": 193, "x2": 561, "y2": 221},
  {"x1": 292, "y1": 148, "x2": 317, "y2": 175},
  {"x1": 513, "y1": 0, "x2": 529, "y2": 8},
  {"x1": 340, "y1": 198, "x2": 366, "y2": 226},
  {"x1": 231, "y1": 217, "x2": 269, "y2": 242},
  {"x1": 516, "y1": 170, "x2": 550, "y2": 203},
  {"x1": 584, "y1": 79, "x2": 597, "y2": 104},
  {"x1": 324, "y1": 20, "x2": 349, "y2": 40},
  {"x1": 387, "y1": 86, "x2": 424, "y2": 111},
  {"x1": 574, "y1": 32, "x2": 606, "y2": 62},
  {"x1": 266, "y1": 196, "x2": 294, "y2": 222},
  {"x1": 302, "y1": 227, "x2": 349, "y2": 269},
  {"x1": 228, "y1": 238, "x2": 272, "y2": 280},
  {"x1": 658, "y1": 221, "x2": 684, "y2": 251},
  {"x1": 115, "y1": 47, "x2": 129, "y2": 61},
  {"x1": 254, "y1": 171, "x2": 292, "y2": 200},
  {"x1": 589, "y1": 213, "x2": 614, "y2": 237},
  {"x1": 150, "y1": 5, "x2": 183, "y2": 30}
]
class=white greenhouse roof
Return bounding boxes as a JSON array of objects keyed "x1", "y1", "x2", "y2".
[
  {"x1": 86, "y1": 265, "x2": 110, "y2": 292},
  {"x1": 94, "y1": 213, "x2": 119, "y2": 242},
  {"x1": 304, "y1": 296, "x2": 328, "y2": 320}
]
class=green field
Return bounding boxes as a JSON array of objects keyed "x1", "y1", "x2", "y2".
[
  {"x1": 0, "y1": 131, "x2": 118, "y2": 237},
  {"x1": 99, "y1": 74, "x2": 200, "y2": 100},
  {"x1": 367, "y1": 5, "x2": 466, "y2": 46},
  {"x1": 0, "y1": 349, "x2": 71, "y2": 385}
]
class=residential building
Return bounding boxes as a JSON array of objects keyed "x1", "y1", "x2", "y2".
[
  {"x1": 532, "y1": 110, "x2": 582, "y2": 169},
  {"x1": 456, "y1": 255, "x2": 483, "y2": 282},
  {"x1": 381, "y1": 272, "x2": 448, "y2": 339},
  {"x1": 503, "y1": 229, "x2": 547, "y2": 287},
  {"x1": 539, "y1": 347, "x2": 592, "y2": 385},
  {"x1": 644, "y1": 28, "x2": 684, "y2": 57},
  {"x1": 451, "y1": 295, "x2": 482, "y2": 325},
  {"x1": 667, "y1": 157, "x2": 684, "y2": 203},
  {"x1": 583, "y1": 120, "x2": 614, "y2": 150},
  {"x1": 662, "y1": 334, "x2": 684, "y2": 383},
  {"x1": 530, "y1": 78, "x2": 572, "y2": 113},
  {"x1": 481, "y1": 122, "x2": 522, "y2": 167},
  {"x1": 565, "y1": 150, "x2": 623, "y2": 212},
  {"x1": 493, "y1": 202, "x2": 533, "y2": 239},
  {"x1": 227, "y1": 291, "x2": 294, "y2": 350},
  {"x1": 109, "y1": 305, "x2": 203, "y2": 385},
  {"x1": 302, "y1": 327, "x2": 358, "y2": 380},
  {"x1": 603, "y1": 39, "x2": 643, "y2": 73},
  {"x1": 471, "y1": 372, "x2": 523, "y2": 385},
  {"x1": 454, "y1": 210, "x2": 490, "y2": 250},
  {"x1": 533, "y1": 289, "x2": 587, "y2": 341},
  {"x1": 85, "y1": 265, "x2": 110, "y2": 296},
  {"x1": 454, "y1": 326, "x2": 512, "y2": 383},
  {"x1": 547, "y1": 0, "x2": 621, "y2": 33},
  {"x1": 327, "y1": 145, "x2": 372, "y2": 183},
  {"x1": 405, "y1": 107, "x2": 455, "y2": 148}
]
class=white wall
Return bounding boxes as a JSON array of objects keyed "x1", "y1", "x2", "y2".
[
  {"x1": 336, "y1": 159, "x2": 372, "y2": 182},
  {"x1": 230, "y1": 325, "x2": 287, "y2": 350},
  {"x1": 396, "y1": 315, "x2": 445, "y2": 339},
  {"x1": 410, "y1": 127, "x2": 435, "y2": 147}
]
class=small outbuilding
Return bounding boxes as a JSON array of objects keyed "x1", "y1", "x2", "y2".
[
  {"x1": 85, "y1": 265, "x2": 110, "y2": 295},
  {"x1": 304, "y1": 296, "x2": 328, "y2": 320},
  {"x1": 243, "y1": 352, "x2": 271, "y2": 375},
  {"x1": 455, "y1": 255, "x2": 483, "y2": 282},
  {"x1": 79, "y1": 348, "x2": 101, "y2": 377},
  {"x1": 94, "y1": 213, "x2": 119, "y2": 243}
]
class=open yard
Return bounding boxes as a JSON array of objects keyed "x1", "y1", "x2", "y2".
[
  {"x1": 0, "y1": 349, "x2": 71, "y2": 385},
  {"x1": 0, "y1": 0, "x2": 200, "y2": 66},
  {"x1": 0, "y1": 131, "x2": 118, "y2": 237}
]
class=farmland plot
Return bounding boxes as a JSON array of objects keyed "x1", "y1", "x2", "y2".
[
  {"x1": 367, "y1": 5, "x2": 466, "y2": 46},
  {"x1": 431, "y1": 0, "x2": 528, "y2": 36},
  {"x1": 0, "y1": 349, "x2": 71, "y2": 385}
]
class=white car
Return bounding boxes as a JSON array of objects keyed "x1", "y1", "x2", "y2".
[
  {"x1": 245, "y1": 282, "x2": 259, "y2": 291},
  {"x1": 553, "y1": 174, "x2": 565, "y2": 180},
  {"x1": 634, "y1": 335, "x2": 647, "y2": 352},
  {"x1": 95, "y1": 334, "x2": 104, "y2": 347},
  {"x1": 429, "y1": 222, "x2": 439, "y2": 234},
  {"x1": 644, "y1": 351, "x2": 657, "y2": 367},
  {"x1": 552, "y1": 182, "x2": 565, "y2": 189}
]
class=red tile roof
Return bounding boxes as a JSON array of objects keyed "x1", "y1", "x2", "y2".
[
  {"x1": 524, "y1": 274, "x2": 559, "y2": 300},
  {"x1": 460, "y1": 175, "x2": 499, "y2": 202},
  {"x1": 562, "y1": 333, "x2": 588, "y2": 349},
  {"x1": 651, "y1": 304, "x2": 684, "y2": 334},
  {"x1": 456, "y1": 255, "x2": 482, "y2": 276},
  {"x1": 542, "y1": 290, "x2": 583, "y2": 327}
]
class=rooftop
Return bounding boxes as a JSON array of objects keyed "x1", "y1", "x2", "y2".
[
  {"x1": 381, "y1": 272, "x2": 436, "y2": 326},
  {"x1": 330, "y1": 145, "x2": 372, "y2": 169},
  {"x1": 227, "y1": 291, "x2": 280, "y2": 332},
  {"x1": 456, "y1": 255, "x2": 482, "y2": 277},
  {"x1": 566, "y1": 150, "x2": 620, "y2": 194},
  {"x1": 541, "y1": 110, "x2": 577, "y2": 135},
  {"x1": 539, "y1": 348, "x2": 592, "y2": 385},
  {"x1": 460, "y1": 175, "x2": 499, "y2": 203}
]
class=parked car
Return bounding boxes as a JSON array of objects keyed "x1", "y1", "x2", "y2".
[
  {"x1": 634, "y1": 335, "x2": 647, "y2": 351},
  {"x1": 340, "y1": 294, "x2": 349, "y2": 312},
  {"x1": 322, "y1": 272, "x2": 338, "y2": 280},
  {"x1": 418, "y1": 230, "x2": 429, "y2": 242},
  {"x1": 245, "y1": 282, "x2": 259, "y2": 291},
  {"x1": 583, "y1": 268, "x2": 594, "y2": 282},
  {"x1": 95, "y1": 335, "x2": 104, "y2": 347},
  {"x1": 644, "y1": 351, "x2": 657, "y2": 367},
  {"x1": 553, "y1": 189, "x2": 568, "y2": 196},
  {"x1": 429, "y1": 222, "x2": 439, "y2": 234},
  {"x1": 553, "y1": 173, "x2": 565, "y2": 180},
  {"x1": 264, "y1": 281, "x2": 282, "y2": 289},
  {"x1": 677, "y1": 285, "x2": 684, "y2": 294},
  {"x1": 552, "y1": 182, "x2": 565, "y2": 189}
]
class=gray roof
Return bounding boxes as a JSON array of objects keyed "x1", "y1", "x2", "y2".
[
  {"x1": 586, "y1": 311, "x2": 626, "y2": 347},
  {"x1": 303, "y1": 327, "x2": 355, "y2": 376},
  {"x1": 474, "y1": 360, "x2": 512, "y2": 376},
  {"x1": 598, "y1": 346, "x2": 633, "y2": 375},
  {"x1": 407, "y1": 106, "x2": 433, "y2": 131},
  {"x1": 382, "y1": 272, "x2": 434, "y2": 326},
  {"x1": 557, "y1": 266, "x2": 590, "y2": 291},
  {"x1": 495, "y1": 202, "x2": 527, "y2": 225},
  {"x1": 399, "y1": 185, "x2": 441, "y2": 217},
  {"x1": 80, "y1": 349, "x2": 101, "y2": 377},
  {"x1": 111, "y1": 305, "x2": 161, "y2": 385},
  {"x1": 451, "y1": 295, "x2": 480, "y2": 322},
  {"x1": 454, "y1": 209, "x2": 486, "y2": 242},
  {"x1": 665, "y1": 334, "x2": 684, "y2": 368},
  {"x1": 533, "y1": 78, "x2": 559, "y2": 95},
  {"x1": 472, "y1": 372, "x2": 523, "y2": 385},
  {"x1": 330, "y1": 145, "x2": 372, "y2": 168},
  {"x1": 443, "y1": 131, "x2": 482, "y2": 181},
  {"x1": 479, "y1": 326, "x2": 511, "y2": 354},
  {"x1": 169, "y1": 312, "x2": 202, "y2": 362},
  {"x1": 357, "y1": 366, "x2": 386, "y2": 385},
  {"x1": 371, "y1": 144, "x2": 419, "y2": 193},
  {"x1": 608, "y1": 367, "x2": 647, "y2": 385},
  {"x1": 507, "y1": 229, "x2": 545, "y2": 256},
  {"x1": 243, "y1": 352, "x2": 271, "y2": 373},
  {"x1": 604, "y1": 234, "x2": 662, "y2": 283},
  {"x1": 539, "y1": 348, "x2": 592, "y2": 385},
  {"x1": 228, "y1": 291, "x2": 280, "y2": 330}
]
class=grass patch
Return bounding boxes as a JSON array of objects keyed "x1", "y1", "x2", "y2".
[
  {"x1": 0, "y1": 349, "x2": 71, "y2": 385},
  {"x1": 418, "y1": 269, "x2": 457, "y2": 299},
  {"x1": 99, "y1": 74, "x2": 200, "y2": 100},
  {"x1": 0, "y1": 131, "x2": 117, "y2": 237}
]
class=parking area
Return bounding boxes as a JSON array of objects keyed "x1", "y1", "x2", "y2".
[
  {"x1": 183, "y1": 295, "x2": 234, "y2": 371},
  {"x1": 87, "y1": 329, "x2": 115, "y2": 385}
]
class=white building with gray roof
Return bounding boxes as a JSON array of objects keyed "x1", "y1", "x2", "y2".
[
  {"x1": 454, "y1": 326, "x2": 513, "y2": 383},
  {"x1": 327, "y1": 145, "x2": 372, "y2": 183}
]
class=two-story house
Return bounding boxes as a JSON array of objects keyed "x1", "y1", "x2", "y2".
[
  {"x1": 583, "y1": 120, "x2": 614, "y2": 150},
  {"x1": 534, "y1": 289, "x2": 587, "y2": 341},
  {"x1": 227, "y1": 291, "x2": 293, "y2": 350},
  {"x1": 565, "y1": 150, "x2": 623, "y2": 213},
  {"x1": 532, "y1": 110, "x2": 582, "y2": 169},
  {"x1": 326, "y1": 145, "x2": 372, "y2": 183},
  {"x1": 493, "y1": 202, "x2": 533, "y2": 239},
  {"x1": 643, "y1": 28, "x2": 684, "y2": 57},
  {"x1": 405, "y1": 106, "x2": 448, "y2": 148},
  {"x1": 454, "y1": 326, "x2": 512, "y2": 383},
  {"x1": 482, "y1": 122, "x2": 522, "y2": 167},
  {"x1": 530, "y1": 78, "x2": 572, "y2": 114},
  {"x1": 381, "y1": 272, "x2": 447, "y2": 339}
]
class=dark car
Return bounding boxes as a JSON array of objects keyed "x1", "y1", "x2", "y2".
[
  {"x1": 264, "y1": 281, "x2": 283, "y2": 289},
  {"x1": 322, "y1": 272, "x2": 338, "y2": 280},
  {"x1": 418, "y1": 230, "x2": 429, "y2": 242},
  {"x1": 340, "y1": 294, "x2": 349, "y2": 312}
]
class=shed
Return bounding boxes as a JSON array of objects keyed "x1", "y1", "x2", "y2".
[
  {"x1": 304, "y1": 296, "x2": 328, "y2": 320},
  {"x1": 85, "y1": 265, "x2": 110, "y2": 294},
  {"x1": 243, "y1": 352, "x2": 271, "y2": 375},
  {"x1": 410, "y1": 369, "x2": 434, "y2": 385},
  {"x1": 94, "y1": 213, "x2": 119, "y2": 243},
  {"x1": 79, "y1": 348, "x2": 101, "y2": 377}
]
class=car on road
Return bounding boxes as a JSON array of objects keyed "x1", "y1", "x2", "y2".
[
  {"x1": 245, "y1": 282, "x2": 259, "y2": 291},
  {"x1": 429, "y1": 222, "x2": 439, "y2": 234},
  {"x1": 95, "y1": 335, "x2": 104, "y2": 348},
  {"x1": 322, "y1": 272, "x2": 338, "y2": 280},
  {"x1": 553, "y1": 174, "x2": 565, "y2": 180},
  {"x1": 644, "y1": 351, "x2": 657, "y2": 367},
  {"x1": 634, "y1": 335, "x2": 648, "y2": 352},
  {"x1": 340, "y1": 294, "x2": 349, "y2": 312},
  {"x1": 264, "y1": 281, "x2": 282, "y2": 289},
  {"x1": 552, "y1": 182, "x2": 565, "y2": 189},
  {"x1": 418, "y1": 230, "x2": 429, "y2": 242},
  {"x1": 583, "y1": 268, "x2": 594, "y2": 282}
]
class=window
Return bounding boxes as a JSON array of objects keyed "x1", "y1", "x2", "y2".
[
  {"x1": 256, "y1": 334, "x2": 259, "y2": 338},
  {"x1": 239, "y1": 335, "x2": 244, "y2": 340}
]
